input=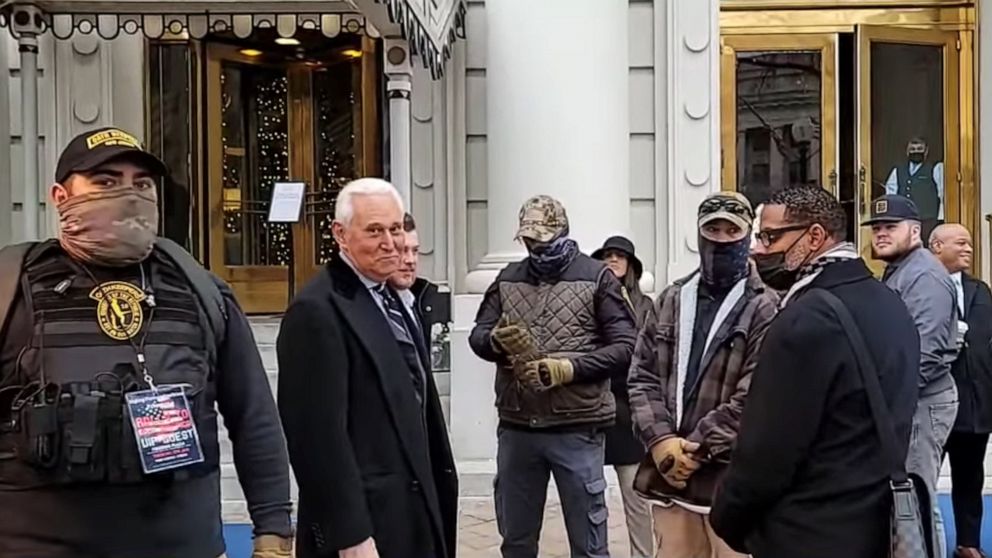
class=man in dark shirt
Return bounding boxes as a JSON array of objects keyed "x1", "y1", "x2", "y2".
[{"x1": 0, "y1": 127, "x2": 293, "y2": 558}]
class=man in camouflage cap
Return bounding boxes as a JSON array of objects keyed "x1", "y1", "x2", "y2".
[{"x1": 470, "y1": 195, "x2": 637, "y2": 557}]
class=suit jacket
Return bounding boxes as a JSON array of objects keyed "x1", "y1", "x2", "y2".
[
  {"x1": 711, "y1": 259, "x2": 919, "y2": 558},
  {"x1": 952, "y1": 273, "x2": 992, "y2": 433},
  {"x1": 277, "y1": 257, "x2": 458, "y2": 558}
]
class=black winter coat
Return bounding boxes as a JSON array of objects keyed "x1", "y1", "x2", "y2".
[
  {"x1": 606, "y1": 291, "x2": 653, "y2": 465},
  {"x1": 952, "y1": 273, "x2": 992, "y2": 433},
  {"x1": 277, "y1": 258, "x2": 458, "y2": 558},
  {"x1": 711, "y1": 259, "x2": 920, "y2": 558}
]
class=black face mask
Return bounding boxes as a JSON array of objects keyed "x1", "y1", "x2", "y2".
[
  {"x1": 908, "y1": 153, "x2": 925, "y2": 164},
  {"x1": 753, "y1": 229, "x2": 810, "y2": 291}
]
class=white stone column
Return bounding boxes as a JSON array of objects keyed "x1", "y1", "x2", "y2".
[
  {"x1": 464, "y1": 0, "x2": 630, "y2": 293},
  {"x1": 663, "y1": 0, "x2": 721, "y2": 280},
  {"x1": 384, "y1": 38, "x2": 413, "y2": 208}
]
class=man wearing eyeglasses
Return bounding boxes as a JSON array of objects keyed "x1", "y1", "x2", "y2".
[
  {"x1": 711, "y1": 186, "x2": 919, "y2": 558},
  {"x1": 628, "y1": 192, "x2": 778, "y2": 557}
]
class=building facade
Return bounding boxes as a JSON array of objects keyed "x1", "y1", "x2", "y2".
[{"x1": 0, "y1": 0, "x2": 985, "y2": 517}]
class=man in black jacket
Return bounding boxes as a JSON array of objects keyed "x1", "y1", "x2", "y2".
[
  {"x1": 711, "y1": 186, "x2": 920, "y2": 558},
  {"x1": 469, "y1": 195, "x2": 637, "y2": 558},
  {"x1": 277, "y1": 178, "x2": 457, "y2": 558},
  {"x1": 931, "y1": 223, "x2": 992, "y2": 558}
]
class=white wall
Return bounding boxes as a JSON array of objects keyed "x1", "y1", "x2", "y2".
[{"x1": 1, "y1": 31, "x2": 145, "y2": 245}]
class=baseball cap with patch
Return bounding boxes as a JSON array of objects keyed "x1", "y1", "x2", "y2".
[
  {"x1": 698, "y1": 192, "x2": 754, "y2": 230},
  {"x1": 55, "y1": 127, "x2": 168, "y2": 184},
  {"x1": 514, "y1": 195, "x2": 569, "y2": 243},
  {"x1": 861, "y1": 194, "x2": 921, "y2": 226}
]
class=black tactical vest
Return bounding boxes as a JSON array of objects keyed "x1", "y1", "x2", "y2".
[
  {"x1": 896, "y1": 162, "x2": 940, "y2": 220},
  {"x1": 0, "y1": 242, "x2": 220, "y2": 488}
]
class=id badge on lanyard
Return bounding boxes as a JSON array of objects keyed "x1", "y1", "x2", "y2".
[{"x1": 125, "y1": 385, "x2": 205, "y2": 475}]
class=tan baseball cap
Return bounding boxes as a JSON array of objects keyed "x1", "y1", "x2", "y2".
[{"x1": 698, "y1": 192, "x2": 755, "y2": 230}]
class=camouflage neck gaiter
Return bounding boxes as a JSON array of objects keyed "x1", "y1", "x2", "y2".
[{"x1": 57, "y1": 185, "x2": 159, "y2": 267}]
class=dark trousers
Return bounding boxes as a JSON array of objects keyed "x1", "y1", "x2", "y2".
[
  {"x1": 494, "y1": 427, "x2": 609, "y2": 558},
  {"x1": 945, "y1": 431, "x2": 990, "y2": 548}
]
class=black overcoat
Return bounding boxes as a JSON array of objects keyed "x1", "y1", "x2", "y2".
[
  {"x1": 952, "y1": 273, "x2": 992, "y2": 433},
  {"x1": 277, "y1": 257, "x2": 458, "y2": 558}
]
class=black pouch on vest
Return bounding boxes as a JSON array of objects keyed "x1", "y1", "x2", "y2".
[
  {"x1": 11, "y1": 383, "x2": 62, "y2": 469},
  {"x1": 61, "y1": 389, "x2": 107, "y2": 483}
]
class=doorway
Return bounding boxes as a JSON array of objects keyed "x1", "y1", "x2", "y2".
[
  {"x1": 147, "y1": 29, "x2": 381, "y2": 314},
  {"x1": 719, "y1": 3, "x2": 976, "y2": 270}
]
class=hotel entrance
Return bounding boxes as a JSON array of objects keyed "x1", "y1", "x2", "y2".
[
  {"x1": 148, "y1": 26, "x2": 381, "y2": 313},
  {"x1": 719, "y1": 1, "x2": 976, "y2": 268}
]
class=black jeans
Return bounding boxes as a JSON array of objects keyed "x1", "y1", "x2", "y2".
[
  {"x1": 494, "y1": 427, "x2": 609, "y2": 558},
  {"x1": 945, "y1": 431, "x2": 990, "y2": 549}
]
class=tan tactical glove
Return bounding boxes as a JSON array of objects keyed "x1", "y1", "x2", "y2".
[
  {"x1": 251, "y1": 534, "x2": 294, "y2": 558},
  {"x1": 668, "y1": 439, "x2": 703, "y2": 484},
  {"x1": 650, "y1": 437, "x2": 691, "y2": 489},
  {"x1": 491, "y1": 316, "x2": 536, "y2": 358},
  {"x1": 518, "y1": 358, "x2": 574, "y2": 391}
]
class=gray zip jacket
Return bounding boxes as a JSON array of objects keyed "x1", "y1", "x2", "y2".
[{"x1": 883, "y1": 245, "x2": 959, "y2": 396}]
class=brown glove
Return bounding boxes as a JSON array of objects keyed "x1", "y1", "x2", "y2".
[
  {"x1": 251, "y1": 534, "x2": 294, "y2": 558},
  {"x1": 491, "y1": 316, "x2": 536, "y2": 358}
]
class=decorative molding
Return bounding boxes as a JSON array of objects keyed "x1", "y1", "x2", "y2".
[{"x1": 665, "y1": 0, "x2": 720, "y2": 280}]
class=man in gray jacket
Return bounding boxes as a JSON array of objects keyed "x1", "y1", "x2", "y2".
[{"x1": 867, "y1": 194, "x2": 959, "y2": 558}]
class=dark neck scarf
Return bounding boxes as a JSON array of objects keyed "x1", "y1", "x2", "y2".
[
  {"x1": 699, "y1": 235, "x2": 750, "y2": 289},
  {"x1": 528, "y1": 236, "x2": 579, "y2": 278}
]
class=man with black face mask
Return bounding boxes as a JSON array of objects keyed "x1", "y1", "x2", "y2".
[
  {"x1": 627, "y1": 192, "x2": 778, "y2": 558},
  {"x1": 469, "y1": 195, "x2": 637, "y2": 558},
  {"x1": 711, "y1": 186, "x2": 920, "y2": 558},
  {"x1": 0, "y1": 127, "x2": 293, "y2": 558}
]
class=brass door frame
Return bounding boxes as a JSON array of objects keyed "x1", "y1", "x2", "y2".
[
  {"x1": 720, "y1": 34, "x2": 839, "y2": 194},
  {"x1": 205, "y1": 41, "x2": 382, "y2": 312},
  {"x1": 206, "y1": 43, "x2": 312, "y2": 313},
  {"x1": 721, "y1": 6, "x2": 975, "y2": 34},
  {"x1": 855, "y1": 26, "x2": 963, "y2": 263}
]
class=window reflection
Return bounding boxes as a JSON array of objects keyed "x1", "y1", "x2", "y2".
[
  {"x1": 870, "y1": 43, "x2": 944, "y2": 241},
  {"x1": 735, "y1": 50, "x2": 823, "y2": 206}
]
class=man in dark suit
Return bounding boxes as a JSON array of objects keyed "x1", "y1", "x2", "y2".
[
  {"x1": 390, "y1": 213, "x2": 447, "y2": 353},
  {"x1": 711, "y1": 186, "x2": 920, "y2": 558},
  {"x1": 931, "y1": 223, "x2": 992, "y2": 558},
  {"x1": 277, "y1": 178, "x2": 457, "y2": 558}
]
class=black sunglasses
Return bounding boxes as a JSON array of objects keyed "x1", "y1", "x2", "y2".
[{"x1": 755, "y1": 224, "x2": 809, "y2": 248}]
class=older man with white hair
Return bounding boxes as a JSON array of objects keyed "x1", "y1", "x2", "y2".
[{"x1": 277, "y1": 178, "x2": 458, "y2": 558}]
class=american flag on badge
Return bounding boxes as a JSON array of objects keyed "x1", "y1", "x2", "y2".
[{"x1": 132, "y1": 396, "x2": 193, "y2": 437}]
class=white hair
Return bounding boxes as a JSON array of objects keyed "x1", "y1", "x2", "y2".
[{"x1": 334, "y1": 178, "x2": 405, "y2": 226}]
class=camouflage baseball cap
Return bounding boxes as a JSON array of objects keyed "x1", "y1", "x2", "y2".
[
  {"x1": 515, "y1": 195, "x2": 569, "y2": 243},
  {"x1": 698, "y1": 192, "x2": 754, "y2": 230}
]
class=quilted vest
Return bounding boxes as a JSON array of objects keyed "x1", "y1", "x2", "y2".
[
  {"x1": 0, "y1": 243, "x2": 219, "y2": 488},
  {"x1": 495, "y1": 263, "x2": 616, "y2": 428},
  {"x1": 896, "y1": 162, "x2": 940, "y2": 220}
]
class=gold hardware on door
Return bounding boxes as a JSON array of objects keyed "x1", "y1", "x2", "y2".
[{"x1": 858, "y1": 165, "x2": 867, "y2": 214}]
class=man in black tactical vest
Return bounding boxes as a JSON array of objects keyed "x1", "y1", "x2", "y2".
[
  {"x1": 884, "y1": 137, "x2": 945, "y2": 241},
  {"x1": 469, "y1": 195, "x2": 638, "y2": 558},
  {"x1": 0, "y1": 127, "x2": 293, "y2": 558}
]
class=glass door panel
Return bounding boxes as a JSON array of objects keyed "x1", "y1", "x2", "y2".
[
  {"x1": 207, "y1": 44, "x2": 294, "y2": 313},
  {"x1": 721, "y1": 34, "x2": 837, "y2": 206},
  {"x1": 856, "y1": 26, "x2": 960, "y2": 267}
]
